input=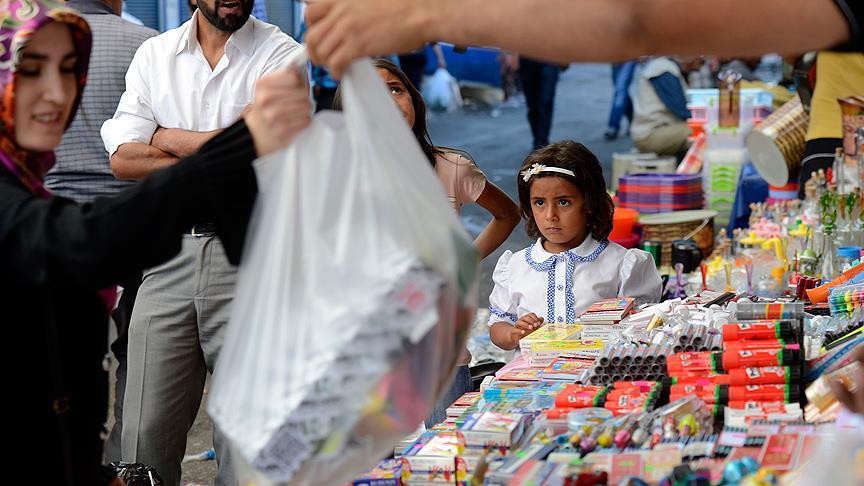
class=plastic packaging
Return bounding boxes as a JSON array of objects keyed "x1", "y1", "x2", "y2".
[
  {"x1": 421, "y1": 67, "x2": 463, "y2": 112},
  {"x1": 208, "y1": 58, "x2": 478, "y2": 484},
  {"x1": 806, "y1": 261, "x2": 864, "y2": 303},
  {"x1": 829, "y1": 282, "x2": 864, "y2": 316},
  {"x1": 108, "y1": 462, "x2": 164, "y2": 486}
]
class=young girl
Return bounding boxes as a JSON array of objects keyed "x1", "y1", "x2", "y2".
[
  {"x1": 488, "y1": 141, "x2": 662, "y2": 350},
  {"x1": 334, "y1": 59, "x2": 520, "y2": 259}
]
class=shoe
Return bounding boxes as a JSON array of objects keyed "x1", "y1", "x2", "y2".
[{"x1": 603, "y1": 130, "x2": 618, "y2": 141}]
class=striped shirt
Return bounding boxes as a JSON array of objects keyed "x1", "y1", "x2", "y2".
[{"x1": 45, "y1": 0, "x2": 157, "y2": 203}]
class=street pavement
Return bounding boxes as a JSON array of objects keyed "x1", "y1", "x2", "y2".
[
  {"x1": 430, "y1": 62, "x2": 635, "y2": 308},
  {"x1": 172, "y1": 62, "x2": 635, "y2": 484}
]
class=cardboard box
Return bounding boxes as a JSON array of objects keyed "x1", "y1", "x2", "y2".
[
  {"x1": 402, "y1": 432, "x2": 468, "y2": 484},
  {"x1": 459, "y1": 412, "x2": 527, "y2": 449}
]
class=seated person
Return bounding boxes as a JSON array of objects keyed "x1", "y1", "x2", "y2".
[{"x1": 630, "y1": 56, "x2": 696, "y2": 160}]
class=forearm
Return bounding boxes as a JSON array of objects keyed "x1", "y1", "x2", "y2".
[
  {"x1": 474, "y1": 217, "x2": 518, "y2": 260},
  {"x1": 111, "y1": 142, "x2": 179, "y2": 180},
  {"x1": 473, "y1": 182, "x2": 519, "y2": 260},
  {"x1": 152, "y1": 128, "x2": 223, "y2": 158},
  {"x1": 429, "y1": 0, "x2": 849, "y2": 63},
  {"x1": 490, "y1": 322, "x2": 519, "y2": 350}
]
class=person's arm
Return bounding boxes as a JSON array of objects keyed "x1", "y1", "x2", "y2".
[
  {"x1": 486, "y1": 250, "x2": 539, "y2": 350},
  {"x1": 151, "y1": 127, "x2": 224, "y2": 158},
  {"x1": 490, "y1": 314, "x2": 543, "y2": 351},
  {"x1": 0, "y1": 126, "x2": 247, "y2": 290},
  {"x1": 473, "y1": 182, "x2": 520, "y2": 260},
  {"x1": 110, "y1": 142, "x2": 179, "y2": 180},
  {"x1": 649, "y1": 73, "x2": 691, "y2": 121},
  {"x1": 305, "y1": 0, "x2": 852, "y2": 76},
  {"x1": 619, "y1": 249, "x2": 664, "y2": 305},
  {"x1": 102, "y1": 40, "x2": 168, "y2": 180},
  {"x1": 0, "y1": 68, "x2": 311, "y2": 290}
]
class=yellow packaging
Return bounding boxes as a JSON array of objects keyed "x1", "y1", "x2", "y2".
[
  {"x1": 519, "y1": 323, "x2": 582, "y2": 360},
  {"x1": 524, "y1": 339, "x2": 605, "y2": 366}
]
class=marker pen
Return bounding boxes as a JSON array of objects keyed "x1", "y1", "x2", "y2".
[{"x1": 722, "y1": 321, "x2": 794, "y2": 341}]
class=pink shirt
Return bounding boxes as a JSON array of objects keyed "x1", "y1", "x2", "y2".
[
  {"x1": 434, "y1": 149, "x2": 487, "y2": 366},
  {"x1": 434, "y1": 150, "x2": 487, "y2": 213}
]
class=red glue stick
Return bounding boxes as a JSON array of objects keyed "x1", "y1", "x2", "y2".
[
  {"x1": 726, "y1": 366, "x2": 800, "y2": 386},
  {"x1": 667, "y1": 352, "x2": 721, "y2": 373},
  {"x1": 723, "y1": 340, "x2": 798, "y2": 353},
  {"x1": 719, "y1": 348, "x2": 798, "y2": 370},
  {"x1": 728, "y1": 384, "x2": 798, "y2": 402},
  {"x1": 722, "y1": 321, "x2": 794, "y2": 341},
  {"x1": 670, "y1": 372, "x2": 727, "y2": 385}
]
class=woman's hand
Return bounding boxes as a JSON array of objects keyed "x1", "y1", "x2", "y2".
[
  {"x1": 830, "y1": 343, "x2": 864, "y2": 416},
  {"x1": 245, "y1": 68, "x2": 311, "y2": 156}
]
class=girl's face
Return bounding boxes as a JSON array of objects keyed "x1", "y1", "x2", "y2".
[
  {"x1": 14, "y1": 21, "x2": 78, "y2": 153},
  {"x1": 529, "y1": 175, "x2": 589, "y2": 253},
  {"x1": 376, "y1": 67, "x2": 416, "y2": 128}
]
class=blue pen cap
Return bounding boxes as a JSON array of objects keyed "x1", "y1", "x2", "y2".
[{"x1": 837, "y1": 246, "x2": 863, "y2": 259}]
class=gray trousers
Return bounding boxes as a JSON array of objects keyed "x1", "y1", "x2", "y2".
[
  {"x1": 633, "y1": 121, "x2": 692, "y2": 159},
  {"x1": 122, "y1": 235, "x2": 237, "y2": 486}
]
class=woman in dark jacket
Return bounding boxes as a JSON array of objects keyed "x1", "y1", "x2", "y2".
[{"x1": 0, "y1": 1, "x2": 310, "y2": 483}]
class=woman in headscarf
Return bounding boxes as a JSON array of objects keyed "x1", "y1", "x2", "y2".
[{"x1": 0, "y1": 1, "x2": 311, "y2": 483}]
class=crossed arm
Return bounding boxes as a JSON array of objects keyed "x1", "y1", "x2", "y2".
[{"x1": 111, "y1": 128, "x2": 223, "y2": 180}]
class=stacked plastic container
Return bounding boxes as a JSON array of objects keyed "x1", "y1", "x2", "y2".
[
  {"x1": 618, "y1": 173, "x2": 703, "y2": 214},
  {"x1": 703, "y1": 129, "x2": 749, "y2": 228}
]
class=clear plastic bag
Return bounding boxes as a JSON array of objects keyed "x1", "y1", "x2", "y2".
[
  {"x1": 422, "y1": 67, "x2": 463, "y2": 112},
  {"x1": 208, "y1": 58, "x2": 479, "y2": 485}
]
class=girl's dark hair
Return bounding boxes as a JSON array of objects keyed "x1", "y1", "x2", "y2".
[
  {"x1": 333, "y1": 58, "x2": 442, "y2": 166},
  {"x1": 517, "y1": 141, "x2": 614, "y2": 241}
]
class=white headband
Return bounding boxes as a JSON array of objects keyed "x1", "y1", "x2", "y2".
[{"x1": 520, "y1": 163, "x2": 576, "y2": 182}]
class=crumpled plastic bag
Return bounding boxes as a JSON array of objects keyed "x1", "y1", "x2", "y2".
[
  {"x1": 422, "y1": 67, "x2": 463, "y2": 112},
  {"x1": 208, "y1": 57, "x2": 478, "y2": 485}
]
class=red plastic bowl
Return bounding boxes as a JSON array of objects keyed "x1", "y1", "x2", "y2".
[{"x1": 610, "y1": 207, "x2": 639, "y2": 240}]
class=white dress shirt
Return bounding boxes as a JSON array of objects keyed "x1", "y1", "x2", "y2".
[
  {"x1": 101, "y1": 13, "x2": 301, "y2": 156},
  {"x1": 487, "y1": 236, "x2": 662, "y2": 326}
]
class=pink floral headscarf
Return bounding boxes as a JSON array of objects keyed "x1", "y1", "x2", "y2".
[{"x1": 0, "y1": 0, "x2": 91, "y2": 196}]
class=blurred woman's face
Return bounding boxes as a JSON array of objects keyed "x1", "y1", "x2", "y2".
[
  {"x1": 376, "y1": 67, "x2": 415, "y2": 128},
  {"x1": 14, "y1": 22, "x2": 78, "y2": 153}
]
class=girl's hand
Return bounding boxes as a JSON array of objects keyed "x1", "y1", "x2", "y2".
[
  {"x1": 515, "y1": 313, "x2": 544, "y2": 336},
  {"x1": 504, "y1": 314, "x2": 544, "y2": 349},
  {"x1": 245, "y1": 68, "x2": 311, "y2": 156},
  {"x1": 489, "y1": 317, "x2": 541, "y2": 351}
]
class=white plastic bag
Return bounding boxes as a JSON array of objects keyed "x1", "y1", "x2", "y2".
[
  {"x1": 208, "y1": 57, "x2": 478, "y2": 485},
  {"x1": 422, "y1": 67, "x2": 463, "y2": 112}
]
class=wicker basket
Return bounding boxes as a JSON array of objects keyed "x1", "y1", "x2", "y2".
[{"x1": 639, "y1": 210, "x2": 718, "y2": 267}]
